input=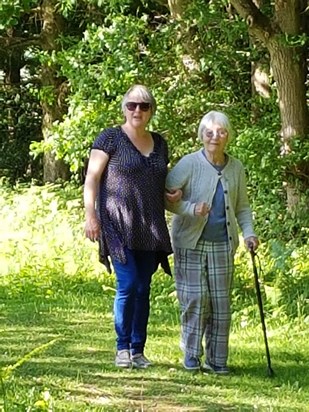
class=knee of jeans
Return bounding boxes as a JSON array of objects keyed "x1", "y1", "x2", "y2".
[
  {"x1": 118, "y1": 284, "x2": 135, "y2": 296},
  {"x1": 117, "y1": 279, "x2": 137, "y2": 295},
  {"x1": 136, "y1": 283, "x2": 151, "y2": 296}
]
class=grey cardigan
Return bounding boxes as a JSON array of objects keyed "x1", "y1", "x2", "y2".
[{"x1": 165, "y1": 149, "x2": 256, "y2": 255}]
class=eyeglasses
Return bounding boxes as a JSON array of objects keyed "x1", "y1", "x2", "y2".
[
  {"x1": 205, "y1": 129, "x2": 228, "y2": 139},
  {"x1": 125, "y1": 102, "x2": 151, "y2": 112}
]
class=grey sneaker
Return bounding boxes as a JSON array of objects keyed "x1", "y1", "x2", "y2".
[
  {"x1": 202, "y1": 361, "x2": 229, "y2": 375},
  {"x1": 131, "y1": 353, "x2": 152, "y2": 369},
  {"x1": 183, "y1": 353, "x2": 201, "y2": 370},
  {"x1": 115, "y1": 350, "x2": 132, "y2": 368}
]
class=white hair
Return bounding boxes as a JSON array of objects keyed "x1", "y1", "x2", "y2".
[
  {"x1": 121, "y1": 84, "x2": 157, "y2": 116},
  {"x1": 197, "y1": 111, "x2": 233, "y2": 143}
]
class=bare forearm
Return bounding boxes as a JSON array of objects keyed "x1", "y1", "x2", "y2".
[
  {"x1": 84, "y1": 175, "x2": 101, "y2": 241},
  {"x1": 84, "y1": 176, "x2": 99, "y2": 217},
  {"x1": 83, "y1": 149, "x2": 109, "y2": 241}
]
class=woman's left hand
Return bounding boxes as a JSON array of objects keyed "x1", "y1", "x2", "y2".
[{"x1": 244, "y1": 236, "x2": 259, "y2": 251}]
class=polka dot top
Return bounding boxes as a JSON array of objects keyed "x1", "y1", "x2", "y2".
[{"x1": 92, "y1": 126, "x2": 172, "y2": 274}]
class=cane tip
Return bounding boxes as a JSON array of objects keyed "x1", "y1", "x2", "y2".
[{"x1": 248, "y1": 242, "x2": 255, "y2": 254}]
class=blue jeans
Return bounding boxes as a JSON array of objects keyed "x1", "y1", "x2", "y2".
[{"x1": 112, "y1": 248, "x2": 157, "y2": 355}]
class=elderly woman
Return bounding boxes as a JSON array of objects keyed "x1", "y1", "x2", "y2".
[
  {"x1": 84, "y1": 85, "x2": 176, "y2": 369},
  {"x1": 166, "y1": 111, "x2": 259, "y2": 374}
]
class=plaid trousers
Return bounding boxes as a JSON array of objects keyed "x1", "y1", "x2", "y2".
[{"x1": 174, "y1": 240, "x2": 234, "y2": 367}]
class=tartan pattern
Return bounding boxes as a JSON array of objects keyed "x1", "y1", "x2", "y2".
[{"x1": 174, "y1": 240, "x2": 234, "y2": 367}]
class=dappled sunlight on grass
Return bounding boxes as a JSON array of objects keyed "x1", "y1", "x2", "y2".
[
  {"x1": 1, "y1": 289, "x2": 309, "y2": 411},
  {"x1": 1, "y1": 184, "x2": 309, "y2": 410}
]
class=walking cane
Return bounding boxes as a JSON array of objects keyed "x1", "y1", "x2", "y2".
[{"x1": 248, "y1": 244, "x2": 274, "y2": 377}]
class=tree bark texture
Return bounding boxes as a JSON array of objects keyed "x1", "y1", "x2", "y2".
[
  {"x1": 168, "y1": 0, "x2": 191, "y2": 19},
  {"x1": 268, "y1": 40, "x2": 308, "y2": 145},
  {"x1": 230, "y1": 0, "x2": 309, "y2": 209},
  {"x1": 230, "y1": 0, "x2": 308, "y2": 133},
  {"x1": 40, "y1": 0, "x2": 69, "y2": 183}
]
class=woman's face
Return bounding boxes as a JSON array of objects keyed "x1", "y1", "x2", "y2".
[
  {"x1": 202, "y1": 123, "x2": 228, "y2": 155},
  {"x1": 124, "y1": 92, "x2": 152, "y2": 129}
]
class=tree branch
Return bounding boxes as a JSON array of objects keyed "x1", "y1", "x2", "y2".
[
  {"x1": 230, "y1": 0, "x2": 277, "y2": 44},
  {"x1": 0, "y1": 35, "x2": 41, "y2": 51}
]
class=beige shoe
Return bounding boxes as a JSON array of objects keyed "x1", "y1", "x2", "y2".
[{"x1": 115, "y1": 350, "x2": 131, "y2": 368}]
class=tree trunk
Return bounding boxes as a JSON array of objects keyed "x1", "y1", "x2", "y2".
[
  {"x1": 249, "y1": 0, "x2": 271, "y2": 121},
  {"x1": 267, "y1": 18, "x2": 309, "y2": 211},
  {"x1": 40, "y1": 0, "x2": 69, "y2": 183},
  {"x1": 167, "y1": 0, "x2": 200, "y2": 72},
  {"x1": 168, "y1": 0, "x2": 190, "y2": 19},
  {"x1": 268, "y1": 40, "x2": 308, "y2": 146},
  {"x1": 230, "y1": 0, "x2": 309, "y2": 211}
]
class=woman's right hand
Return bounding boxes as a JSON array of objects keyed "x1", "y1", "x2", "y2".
[
  {"x1": 165, "y1": 188, "x2": 182, "y2": 203},
  {"x1": 85, "y1": 214, "x2": 100, "y2": 242},
  {"x1": 194, "y1": 202, "x2": 210, "y2": 216}
]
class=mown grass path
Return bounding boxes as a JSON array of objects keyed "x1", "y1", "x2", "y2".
[
  {"x1": 1, "y1": 184, "x2": 308, "y2": 411},
  {"x1": 1, "y1": 287, "x2": 309, "y2": 411}
]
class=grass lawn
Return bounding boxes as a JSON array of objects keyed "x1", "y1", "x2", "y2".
[
  {"x1": 0, "y1": 280, "x2": 308, "y2": 412},
  {"x1": 1, "y1": 184, "x2": 308, "y2": 411}
]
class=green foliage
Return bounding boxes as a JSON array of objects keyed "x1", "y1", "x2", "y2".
[
  {"x1": 40, "y1": 14, "x2": 150, "y2": 172},
  {"x1": 0, "y1": 85, "x2": 42, "y2": 182},
  {"x1": 230, "y1": 117, "x2": 282, "y2": 234},
  {"x1": 266, "y1": 238, "x2": 309, "y2": 318},
  {"x1": 228, "y1": 109, "x2": 309, "y2": 243},
  {"x1": 41, "y1": 0, "x2": 255, "y2": 174},
  {"x1": 0, "y1": 182, "x2": 110, "y2": 300},
  {"x1": 1, "y1": 183, "x2": 308, "y2": 322},
  {"x1": 0, "y1": 4, "x2": 308, "y2": 351},
  {"x1": 281, "y1": 33, "x2": 309, "y2": 47},
  {"x1": 0, "y1": 0, "x2": 35, "y2": 29}
]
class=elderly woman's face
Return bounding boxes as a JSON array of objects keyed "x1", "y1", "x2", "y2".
[{"x1": 203, "y1": 123, "x2": 228, "y2": 154}]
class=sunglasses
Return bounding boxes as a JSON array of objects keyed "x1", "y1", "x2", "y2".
[{"x1": 125, "y1": 102, "x2": 151, "y2": 112}]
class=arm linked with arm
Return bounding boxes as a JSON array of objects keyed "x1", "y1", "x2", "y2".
[{"x1": 165, "y1": 157, "x2": 196, "y2": 216}]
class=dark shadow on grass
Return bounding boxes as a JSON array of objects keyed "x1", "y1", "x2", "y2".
[
  {"x1": 1, "y1": 297, "x2": 309, "y2": 411},
  {"x1": 12, "y1": 364, "x2": 259, "y2": 412}
]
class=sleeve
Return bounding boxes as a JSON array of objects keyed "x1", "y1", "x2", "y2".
[
  {"x1": 165, "y1": 156, "x2": 196, "y2": 216},
  {"x1": 92, "y1": 127, "x2": 118, "y2": 155},
  {"x1": 165, "y1": 156, "x2": 190, "y2": 189},
  {"x1": 235, "y1": 162, "x2": 256, "y2": 239},
  {"x1": 154, "y1": 132, "x2": 169, "y2": 165}
]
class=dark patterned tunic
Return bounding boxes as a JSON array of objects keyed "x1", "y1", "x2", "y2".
[{"x1": 92, "y1": 126, "x2": 172, "y2": 274}]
